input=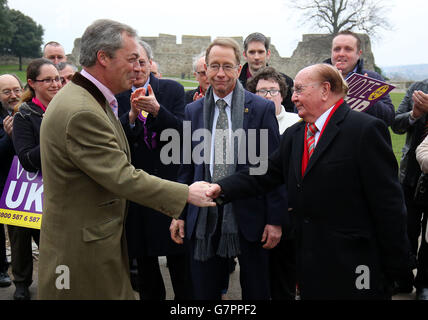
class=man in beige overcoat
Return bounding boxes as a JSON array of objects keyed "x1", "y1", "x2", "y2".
[{"x1": 38, "y1": 19, "x2": 214, "y2": 300}]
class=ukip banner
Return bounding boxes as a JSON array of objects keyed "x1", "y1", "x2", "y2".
[
  {"x1": 345, "y1": 73, "x2": 395, "y2": 112},
  {"x1": 0, "y1": 156, "x2": 43, "y2": 229}
]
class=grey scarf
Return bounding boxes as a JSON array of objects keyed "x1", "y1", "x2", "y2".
[{"x1": 194, "y1": 81, "x2": 246, "y2": 261}]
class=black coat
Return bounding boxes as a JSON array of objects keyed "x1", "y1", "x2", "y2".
[
  {"x1": 0, "y1": 107, "x2": 15, "y2": 191},
  {"x1": 116, "y1": 74, "x2": 186, "y2": 257},
  {"x1": 12, "y1": 101, "x2": 44, "y2": 173},
  {"x1": 217, "y1": 101, "x2": 413, "y2": 299},
  {"x1": 239, "y1": 62, "x2": 295, "y2": 113}
]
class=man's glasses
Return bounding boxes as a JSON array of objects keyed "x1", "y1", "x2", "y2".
[
  {"x1": 1, "y1": 88, "x2": 22, "y2": 96},
  {"x1": 256, "y1": 89, "x2": 280, "y2": 97},
  {"x1": 34, "y1": 77, "x2": 61, "y2": 84},
  {"x1": 195, "y1": 70, "x2": 206, "y2": 77},
  {"x1": 207, "y1": 64, "x2": 238, "y2": 73},
  {"x1": 292, "y1": 82, "x2": 321, "y2": 95}
]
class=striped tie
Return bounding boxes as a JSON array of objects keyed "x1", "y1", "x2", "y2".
[{"x1": 306, "y1": 123, "x2": 318, "y2": 159}]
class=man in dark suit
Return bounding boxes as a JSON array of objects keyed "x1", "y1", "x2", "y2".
[
  {"x1": 207, "y1": 63, "x2": 414, "y2": 300},
  {"x1": 116, "y1": 40, "x2": 191, "y2": 300},
  {"x1": 170, "y1": 38, "x2": 287, "y2": 300}
]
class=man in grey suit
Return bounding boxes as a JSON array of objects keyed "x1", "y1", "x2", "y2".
[{"x1": 38, "y1": 19, "x2": 214, "y2": 300}]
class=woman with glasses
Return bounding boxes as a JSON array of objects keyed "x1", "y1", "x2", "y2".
[
  {"x1": 13, "y1": 58, "x2": 61, "y2": 172},
  {"x1": 9, "y1": 58, "x2": 61, "y2": 300},
  {"x1": 247, "y1": 66, "x2": 300, "y2": 135}
]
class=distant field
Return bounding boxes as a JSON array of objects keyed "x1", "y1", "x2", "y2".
[{"x1": 0, "y1": 65, "x2": 27, "y2": 83}]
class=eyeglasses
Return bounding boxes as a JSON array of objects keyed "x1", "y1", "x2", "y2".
[
  {"x1": 256, "y1": 89, "x2": 280, "y2": 97},
  {"x1": 1, "y1": 88, "x2": 22, "y2": 96},
  {"x1": 207, "y1": 64, "x2": 238, "y2": 73},
  {"x1": 34, "y1": 77, "x2": 61, "y2": 84},
  {"x1": 195, "y1": 70, "x2": 206, "y2": 77},
  {"x1": 292, "y1": 82, "x2": 321, "y2": 95}
]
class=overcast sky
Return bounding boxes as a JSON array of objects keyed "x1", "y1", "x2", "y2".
[{"x1": 7, "y1": 0, "x2": 428, "y2": 68}]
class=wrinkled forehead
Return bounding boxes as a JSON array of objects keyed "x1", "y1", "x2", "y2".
[{"x1": 295, "y1": 67, "x2": 318, "y2": 85}]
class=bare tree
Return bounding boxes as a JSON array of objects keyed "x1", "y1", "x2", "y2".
[{"x1": 290, "y1": 0, "x2": 391, "y2": 37}]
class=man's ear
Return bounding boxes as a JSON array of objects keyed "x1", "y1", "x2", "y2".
[
  {"x1": 266, "y1": 49, "x2": 271, "y2": 61},
  {"x1": 97, "y1": 50, "x2": 109, "y2": 67},
  {"x1": 321, "y1": 82, "x2": 331, "y2": 101},
  {"x1": 243, "y1": 50, "x2": 248, "y2": 61}
]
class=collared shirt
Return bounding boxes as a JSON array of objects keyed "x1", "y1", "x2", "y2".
[
  {"x1": 312, "y1": 104, "x2": 336, "y2": 146},
  {"x1": 344, "y1": 65, "x2": 359, "y2": 80},
  {"x1": 81, "y1": 69, "x2": 118, "y2": 118},
  {"x1": 210, "y1": 91, "x2": 233, "y2": 176},
  {"x1": 132, "y1": 76, "x2": 150, "y2": 93}
]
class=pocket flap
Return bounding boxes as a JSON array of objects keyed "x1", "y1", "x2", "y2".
[{"x1": 82, "y1": 217, "x2": 121, "y2": 242}]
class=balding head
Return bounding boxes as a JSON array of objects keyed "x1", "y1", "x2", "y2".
[
  {"x1": 292, "y1": 64, "x2": 347, "y2": 123},
  {"x1": 0, "y1": 74, "x2": 23, "y2": 112}
]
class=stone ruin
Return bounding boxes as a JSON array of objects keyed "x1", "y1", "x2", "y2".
[{"x1": 68, "y1": 33, "x2": 375, "y2": 79}]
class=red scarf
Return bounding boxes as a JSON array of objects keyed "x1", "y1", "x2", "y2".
[
  {"x1": 32, "y1": 97, "x2": 46, "y2": 112},
  {"x1": 301, "y1": 98, "x2": 344, "y2": 176}
]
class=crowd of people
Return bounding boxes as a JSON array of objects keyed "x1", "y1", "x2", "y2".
[{"x1": 0, "y1": 18, "x2": 427, "y2": 301}]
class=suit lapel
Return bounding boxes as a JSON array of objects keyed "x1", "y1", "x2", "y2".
[
  {"x1": 303, "y1": 103, "x2": 349, "y2": 178},
  {"x1": 292, "y1": 122, "x2": 305, "y2": 183}
]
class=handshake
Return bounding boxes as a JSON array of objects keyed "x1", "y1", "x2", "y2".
[{"x1": 186, "y1": 181, "x2": 222, "y2": 207}]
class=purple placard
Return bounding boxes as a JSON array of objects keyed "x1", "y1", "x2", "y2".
[
  {"x1": 345, "y1": 73, "x2": 395, "y2": 112},
  {"x1": 0, "y1": 156, "x2": 43, "y2": 213}
]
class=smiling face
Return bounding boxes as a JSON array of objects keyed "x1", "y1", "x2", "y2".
[
  {"x1": 102, "y1": 33, "x2": 140, "y2": 94},
  {"x1": 206, "y1": 45, "x2": 241, "y2": 98},
  {"x1": 133, "y1": 45, "x2": 151, "y2": 88},
  {"x1": 331, "y1": 34, "x2": 362, "y2": 77},
  {"x1": 0, "y1": 75, "x2": 22, "y2": 112},
  {"x1": 27, "y1": 64, "x2": 61, "y2": 106}
]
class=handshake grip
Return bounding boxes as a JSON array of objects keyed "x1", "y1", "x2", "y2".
[{"x1": 186, "y1": 181, "x2": 222, "y2": 207}]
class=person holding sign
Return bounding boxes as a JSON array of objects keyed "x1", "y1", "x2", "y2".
[
  {"x1": 324, "y1": 31, "x2": 395, "y2": 126},
  {"x1": 206, "y1": 64, "x2": 413, "y2": 300},
  {"x1": 38, "y1": 19, "x2": 214, "y2": 300},
  {"x1": 9, "y1": 59, "x2": 61, "y2": 300}
]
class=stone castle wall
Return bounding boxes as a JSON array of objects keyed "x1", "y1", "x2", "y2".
[{"x1": 3, "y1": 33, "x2": 375, "y2": 79}]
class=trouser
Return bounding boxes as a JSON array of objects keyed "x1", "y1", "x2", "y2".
[
  {"x1": 7, "y1": 225, "x2": 39, "y2": 286},
  {"x1": 189, "y1": 226, "x2": 271, "y2": 300},
  {"x1": 269, "y1": 237, "x2": 297, "y2": 300},
  {"x1": 0, "y1": 224, "x2": 8, "y2": 273},
  {"x1": 403, "y1": 184, "x2": 428, "y2": 289},
  {"x1": 136, "y1": 253, "x2": 192, "y2": 300}
]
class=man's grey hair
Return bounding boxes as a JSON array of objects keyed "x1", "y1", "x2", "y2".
[
  {"x1": 57, "y1": 62, "x2": 78, "y2": 72},
  {"x1": 79, "y1": 19, "x2": 138, "y2": 67},
  {"x1": 138, "y1": 40, "x2": 153, "y2": 60},
  {"x1": 243, "y1": 32, "x2": 270, "y2": 52},
  {"x1": 192, "y1": 51, "x2": 205, "y2": 72}
]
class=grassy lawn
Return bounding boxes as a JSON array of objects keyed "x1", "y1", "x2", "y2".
[
  {"x1": 390, "y1": 92, "x2": 406, "y2": 164},
  {"x1": 0, "y1": 65, "x2": 27, "y2": 83}
]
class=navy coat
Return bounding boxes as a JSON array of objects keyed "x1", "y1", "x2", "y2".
[
  {"x1": 178, "y1": 90, "x2": 288, "y2": 242},
  {"x1": 116, "y1": 73, "x2": 185, "y2": 256}
]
